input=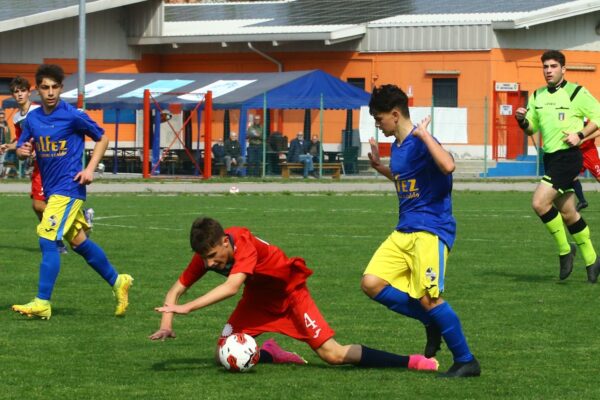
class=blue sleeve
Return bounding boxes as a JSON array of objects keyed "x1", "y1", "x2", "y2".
[
  {"x1": 73, "y1": 109, "x2": 104, "y2": 141},
  {"x1": 16, "y1": 118, "x2": 32, "y2": 147}
]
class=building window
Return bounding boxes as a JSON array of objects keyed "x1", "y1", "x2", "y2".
[
  {"x1": 347, "y1": 77, "x2": 365, "y2": 90},
  {"x1": 0, "y1": 78, "x2": 12, "y2": 95},
  {"x1": 432, "y1": 78, "x2": 457, "y2": 107}
]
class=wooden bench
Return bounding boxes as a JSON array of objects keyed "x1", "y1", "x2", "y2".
[
  {"x1": 215, "y1": 162, "x2": 247, "y2": 177},
  {"x1": 280, "y1": 162, "x2": 342, "y2": 179}
]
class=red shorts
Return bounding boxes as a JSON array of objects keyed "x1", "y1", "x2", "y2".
[
  {"x1": 221, "y1": 285, "x2": 335, "y2": 350},
  {"x1": 580, "y1": 140, "x2": 600, "y2": 179},
  {"x1": 30, "y1": 163, "x2": 45, "y2": 201}
]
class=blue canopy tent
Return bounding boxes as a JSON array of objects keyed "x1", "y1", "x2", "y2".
[{"x1": 2, "y1": 70, "x2": 370, "y2": 177}]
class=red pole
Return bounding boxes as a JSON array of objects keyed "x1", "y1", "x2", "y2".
[
  {"x1": 143, "y1": 89, "x2": 150, "y2": 178},
  {"x1": 203, "y1": 91, "x2": 213, "y2": 179},
  {"x1": 492, "y1": 82, "x2": 498, "y2": 161}
]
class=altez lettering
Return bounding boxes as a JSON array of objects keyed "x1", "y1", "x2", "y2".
[
  {"x1": 37, "y1": 136, "x2": 67, "y2": 156},
  {"x1": 394, "y1": 177, "x2": 420, "y2": 199}
]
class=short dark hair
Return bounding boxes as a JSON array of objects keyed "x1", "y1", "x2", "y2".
[
  {"x1": 9, "y1": 76, "x2": 31, "y2": 92},
  {"x1": 369, "y1": 84, "x2": 410, "y2": 118},
  {"x1": 541, "y1": 50, "x2": 566, "y2": 67},
  {"x1": 35, "y1": 64, "x2": 65, "y2": 86},
  {"x1": 190, "y1": 217, "x2": 225, "y2": 256}
]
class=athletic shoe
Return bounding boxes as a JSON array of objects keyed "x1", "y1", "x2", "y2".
[
  {"x1": 112, "y1": 274, "x2": 133, "y2": 317},
  {"x1": 12, "y1": 297, "x2": 52, "y2": 320},
  {"x1": 559, "y1": 243, "x2": 577, "y2": 280},
  {"x1": 57, "y1": 240, "x2": 68, "y2": 254},
  {"x1": 576, "y1": 201, "x2": 589, "y2": 212},
  {"x1": 261, "y1": 338, "x2": 307, "y2": 365},
  {"x1": 84, "y1": 208, "x2": 95, "y2": 230},
  {"x1": 424, "y1": 323, "x2": 442, "y2": 358},
  {"x1": 586, "y1": 257, "x2": 600, "y2": 283},
  {"x1": 408, "y1": 354, "x2": 439, "y2": 371},
  {"x1": 438, "y1": 357, "x2": 481, "y2": 378}
]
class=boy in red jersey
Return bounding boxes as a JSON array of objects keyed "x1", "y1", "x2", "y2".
[
  {"x1": 1, "y1": 77, "x2": 44, "y2": 215},
  {"x1": 151, "y1": 217, "x2": 438, "y2": 371},
  {"x1": 572, "y1": 130, "x2": 600, "y2": 211}
]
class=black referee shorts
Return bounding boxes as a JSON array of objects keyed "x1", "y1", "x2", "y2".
[{"x1": 542, "y1": 147, "x2": 583, "y2": 193}]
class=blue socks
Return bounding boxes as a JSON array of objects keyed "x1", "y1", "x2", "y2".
[
  {"x1": 373, "y1": 285, "x2": 431, "y2": 325},
  {"x1": 427, "y1": 302, "x2": 473, "y2": 363},
  {"x1": 37, "y1": 238, "x2": 61, "y2": 300},
  {"x1": 72, "y1": 239, "x2": 118, "y2": 286}
]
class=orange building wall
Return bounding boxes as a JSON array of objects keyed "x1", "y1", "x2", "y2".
[{"x1": 4, "y1": 49, "x2": 600, "y2": 148}]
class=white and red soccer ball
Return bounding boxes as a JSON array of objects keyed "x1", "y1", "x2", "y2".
[{"x1": 218, "y1": 333, "x2": 260, "y2": 372}]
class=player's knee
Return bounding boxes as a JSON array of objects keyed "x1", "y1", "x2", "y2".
[
  {"x1": 419, "y1": 294, "x2": 444, "y2": 310},
  {"x1": 531, "y1": 199, "x2": 548, "y2": 216},
  {"x1": 360, "y1": 274, "x2": 385, "y2": 298},
  {"x1": 32, "y1": 202, "x2": 45, "y2": 215}
]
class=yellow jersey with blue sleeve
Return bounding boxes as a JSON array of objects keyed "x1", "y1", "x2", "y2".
[
  {"x1": 16, "y1": 100, "x2": 104, "y2": 200},
  {"x1": 525, "y1": 81, "x2": 600, "y2": 154}
]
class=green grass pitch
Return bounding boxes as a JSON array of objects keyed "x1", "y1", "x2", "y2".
[{"x1": 1, "y1": 191, "x2": 600, "y2": 399}]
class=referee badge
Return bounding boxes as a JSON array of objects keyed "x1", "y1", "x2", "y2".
[{"x1": 558, "y1": 112, "x2": 565, "y2": 121}]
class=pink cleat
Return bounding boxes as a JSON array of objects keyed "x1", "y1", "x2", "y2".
[
  {"x1": 261, "y1": 338, "x2": 307, "y2": 365},
  {"x1": 408, "y1": 355, "x2": 439, "y2": 371}
]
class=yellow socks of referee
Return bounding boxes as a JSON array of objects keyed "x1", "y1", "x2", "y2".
[
  {"x1": 540, "y1": 207, "x2": 571, "y2": 255},
  {"x1": 568, "y1": 218, "x2": 597, "y2": 266}
]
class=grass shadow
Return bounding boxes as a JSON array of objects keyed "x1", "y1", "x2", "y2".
[
  {"x1": 484, "y1": 269, "x2": 553, "y2": 283},
  {"x1": 0, "y1": 244, "x2": 38, "y2": 254},
  {"x1": 152, "y1": 358, "x2": 213, "y2": 372}
]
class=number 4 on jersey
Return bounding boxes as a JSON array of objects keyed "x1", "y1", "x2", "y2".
[{"x1": 304, "y1": 313, "x2": 321, "y2": 339}]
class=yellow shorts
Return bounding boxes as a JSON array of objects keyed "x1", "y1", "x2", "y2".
[
  {"x1": 37, "y1": 194, "x2": 90, "y2": 242},
  {"x1": 363, "y1": 231, "x2": 448, "y2": 299}
]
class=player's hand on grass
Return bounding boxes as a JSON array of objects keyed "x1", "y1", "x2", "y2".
[
  {"x1": 148, "y1": 328, "x2": 177, "y2": 341},
  {"x1": 368, "y1": 137, "x2": 381, "y2": 168},
  {"x1": 413, "y1": 116, "x2": 432, "y2": 139},
  {"x1": 155, "y1": 304, "x2": 189, "y2": 314},
  {"x1": 74, "y1": 168, "x2": 95, "y2": 185},
  {"x1": 562, "y1": 131, "x2": 581, "y2": 147}
]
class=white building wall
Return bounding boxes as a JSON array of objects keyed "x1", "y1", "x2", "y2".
[
  {"x1": 493, "y1": 12, "x2": 600, "y2": 50},
  {"x1": 0, "y1": 8, "x2": 141, "y2": 64},
  {"x1": 359, "y1": 25, "x2": 492, "y2": 52}
]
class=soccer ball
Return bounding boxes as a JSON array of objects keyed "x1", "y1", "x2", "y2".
[{"x1": 218, "y1": 333, "x2": 260, "y2": 372}]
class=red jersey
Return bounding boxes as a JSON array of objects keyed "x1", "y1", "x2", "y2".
[
  {"x1": 13, "y1": 104, "x2": 44, "y2": 200},
  {"x1": 12, "y1": 103, "x2": 40, "y2": 140},
  {"x1": 179, "y1": 227, "x2": 313, "y2": 313},
  {"x1": 580, "y1": 138, "x2": 600, "y2": 178}
]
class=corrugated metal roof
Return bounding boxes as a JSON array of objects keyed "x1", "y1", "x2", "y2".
[
  {"x1": 370, "y1": 13, "x2": 530, "y2": 27},
  {"x1": 163, "y1": 21, "x2": 355, "y2": 36},
  {"x1": 165, "y1": 0, "x2": 575, "y2": 25},
  {"x1": 155, "y1": 0, "x2": 598, "y2": 44}
]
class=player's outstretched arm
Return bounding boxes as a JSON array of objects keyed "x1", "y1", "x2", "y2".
[
  {"x1": 155, "y1": 272, "x2": 246, "y2": 315},
  {"x1": 581, "y1": 128, "x2": 600, "y2": 144},
  {"x1": 413, "y1": 117, "x2": 455, "y2": 175},
  {"x1": 75, "y1": 135, "x2": 108, "y2": 185},
  {"x1": 149, "y1": 280, "x2": 189, "y2": 341},
  {"x1": 368, "y1": 137, "x2": 394, "y2": 181}
]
